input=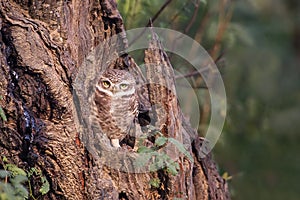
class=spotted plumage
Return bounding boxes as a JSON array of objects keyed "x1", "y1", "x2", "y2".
[{"x1": 92, "y1": 69, "x2": 138, "y2": 148}]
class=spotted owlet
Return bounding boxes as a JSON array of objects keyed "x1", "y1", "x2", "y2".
[{"x1": 93, "y1": 69, "x2": 138, "y2": 148}]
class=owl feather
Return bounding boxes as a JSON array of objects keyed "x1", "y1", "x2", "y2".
[{"x1": 93, "y1": 69, "x2": 138, "y2": 148}]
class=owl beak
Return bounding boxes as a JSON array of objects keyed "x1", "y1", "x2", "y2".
[{"x1": 112, "y1": 86, "x2": 117, "y2": 94}]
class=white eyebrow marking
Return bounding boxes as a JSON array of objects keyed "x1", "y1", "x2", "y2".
[{"x1": 96, "y1": 84, "x2": 113, "y2": 96}]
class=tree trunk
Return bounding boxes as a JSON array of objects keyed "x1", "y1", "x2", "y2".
[{"x1": 0, "y1": 0, "x2": 229, "y2": 199}]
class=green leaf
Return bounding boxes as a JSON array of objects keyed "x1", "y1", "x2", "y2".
[
  {"x1": 0, "y1": 193, "x2": 8, "y2": 200},
  {"x1": 0, "y1": 106, "x2": 7, "y2": 122},
  {"x1": 149, "y1": 153, "x2": 166, "y2": 171},
  {"x1": 2, "y1": 156, "x2": 8, "y2": 163},
  {"x1": 149, "y1": 178, "x2": 160, "y2": 188},
  {"x1": 149, "y1": 163, "x2": 159, "y2": 172},
  {"x1": 10, "y1": 175, "x2": 27, "y2": 185},
  {"x1": 155, "y1": 136, "x2": 168, "y2": 147},
  {"x1": 39, "y1": 176, "x2": 50, "y2": 195},
  {"x1": 27, "y1": 167, "x2": 37, "y2": 178},
  {"x1": 137, "y1": 146, "x2": 153, "y2": 153},
  {"x1": 14, "y1": 184, "x2": 28, "y2": 199},
  {"x1": 5, "y1": 164, "x2": 27, "y2": 177},
  {"x1": 134, "y1": 153, "x2": 152, "y2": 168},
  {"x1": 168, "y1": 138, "x2": 194, "y2": 162},
  {"x1": 0, "y1": 170, "x2": 11, "y2": 178},
  {"x1": 167, "y1": 162, "x2": 178, "y2": 176},
  {"x1": 0, "y1": 183, "x2": 14, "y2": 199}
]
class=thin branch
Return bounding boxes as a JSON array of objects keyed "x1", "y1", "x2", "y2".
[
  {"x1": 175, "y1": 51, "x2": 225, "y2": 80},
  {"x1": 146, "y1": 0, "x2": 173, "y2": 27},
  {"x1": 210, "y1": 0, "x2": 234, "y2": 59},
  {"x1": 184, "y1": 0, "x2": 200, "y2": 33},
  {"x1": 194, "y1": 10, "x2": 210, "y2": 43},
  {"x1": 167, "y1": 1, "x2": 191, "y2": 27},
  {"x1": 177, "y1": 82, "x2": 208, "y2": 89},
  {"x1": 128, "y1": 0, "x2": 173, "y2": 47},
  {"x1": 168, "y1": 0, "x2": 205, "y2": 60},
  {"x1": 175, "y1": 69, "x2": 205, "y2": 80}
]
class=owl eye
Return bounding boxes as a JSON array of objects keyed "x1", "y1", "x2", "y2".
[
  {"x1": 119, "y1": 83, "x2": 128, "y2": 90},
  {"x1": 102, "y1": 81, "x2": 111, "y2": 88}
]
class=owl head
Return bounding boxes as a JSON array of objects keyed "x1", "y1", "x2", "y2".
[{"x1": 96, "y1": 69, "x2": 136, "y2": 97}]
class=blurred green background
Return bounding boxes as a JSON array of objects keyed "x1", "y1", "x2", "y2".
[{"x1": 117, "y1": 0, "x2": 300, "y2": 199}]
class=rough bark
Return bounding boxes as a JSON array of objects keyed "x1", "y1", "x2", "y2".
[{"x1": 0, "y1": 0, "x2": 229, "y2": 199}]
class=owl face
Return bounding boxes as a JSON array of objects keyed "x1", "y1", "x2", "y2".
[{"x1": 96, "y1": 69, "x2": 136, "y2": 97}]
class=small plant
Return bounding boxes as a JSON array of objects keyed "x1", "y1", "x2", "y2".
[
  {"x1": 0, "y1": 157, "x2": 50, "y2": 199},
  {"x1": 0, "y1": 157, "x2": 28, "y2": 200},
  {"x1": 27, "y1": 167, "x2": 50, "y2": 197},
  {"x1": 135, "y1": 126, "x2": 193, "y2": 176},
  {"x1": 149, "y1": 178, "x2": 160, "y2": 189}
]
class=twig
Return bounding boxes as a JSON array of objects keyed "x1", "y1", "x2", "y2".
[
  {"x1": 128, "y1": 0, "x2": 173, "y2": 47},
  {"x1": 167, "y1": 1, "x2": 191, "y2": 28},
  {"x1": 177, "y1": 82, "x2": 208, "y2": 89},
  {"x1": 168, "y1": 0, "x2": 205, "y2": 60},
  {"x1": 175, "y1": 51, "x2": 225, "y2": 80},
  {"x1": 210, "y1": 0, "x2": 234, "y2": 60},
  {"x1": 184, "y1": 0, "x2": 200, "y2": 33},
  {"x1": 194, "y1": 11, "x2": 210, "y2": 43},
  {"x1": 146, "y1": 0, "x2": 173, "y2": 27}
]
